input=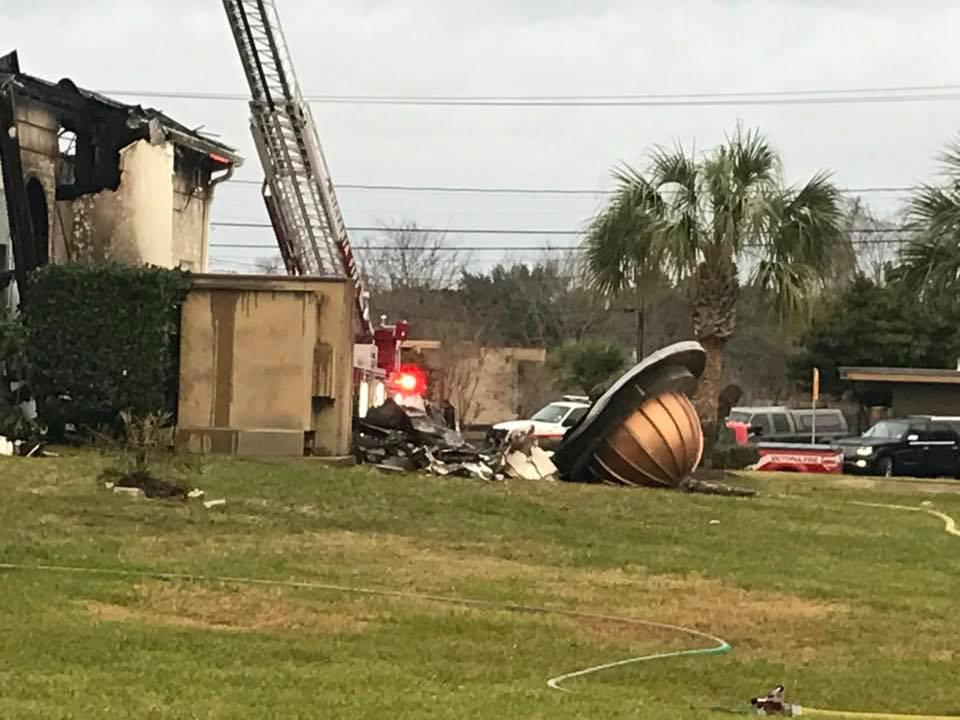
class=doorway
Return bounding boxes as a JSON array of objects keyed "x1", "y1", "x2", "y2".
[{"x1": 25, "y1": 177, "x2": 49, "y2": 266}]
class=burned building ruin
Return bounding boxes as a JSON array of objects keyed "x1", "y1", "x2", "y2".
[{"x1": 0, "y1": 50, "x2": 243, "y2": 308}]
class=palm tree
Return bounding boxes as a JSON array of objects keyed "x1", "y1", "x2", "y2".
[
  {"x1": 584, "y1": 126, "x2": 844, "y2": 422},
  {"x1": 895, "y1": 139, "x2": 960, "y2": 298}
]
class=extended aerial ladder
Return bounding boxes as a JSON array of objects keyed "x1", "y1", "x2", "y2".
[
  {"x1": 222, "y1": 1, "x2": 417, "y2": 409},
  {"x1": 221, "y1": 0, "x2": 372, "y2": 338}
]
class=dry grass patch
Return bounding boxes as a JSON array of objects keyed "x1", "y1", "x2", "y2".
[
  {"x1": 86, "y1": 581, "x2": 370, "y2": 635},
  {"x1": 546, "y1": 572, "x2": 847, "y2": 658},
  {"x1": 112, "y1": 532, "x2": 846, "y2": 659}
]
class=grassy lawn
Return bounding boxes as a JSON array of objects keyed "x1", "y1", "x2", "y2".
[{"x1": 1, "y1": 453, "x2": 959, "y2": 719}]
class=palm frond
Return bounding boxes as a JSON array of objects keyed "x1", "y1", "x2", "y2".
[
  {"x1": 750, "y1": 258, "x2": 819, "y2": 321},
  {"x1": 898, "y1": 160, "x2": 960, "y2": 296},
  {"x1": 895, "y1": 237, "x2": 960, "y2": 295},
  {"x1": 939, "y1": 137, "x2": 960, "y2": 179},
  {"x1": 649, "y1": 143, "x2": 697, "y2": 189},
  {"x1": 729, "y1": 125, "x2": 780, "y2": 186},
  {"x1": 750, "y1": 171, "x2": 844, "y2": 319},
  {"x1": 648, "y1": 144, "x2": 702, "y2": 276},
  {"x1": 906, "y1": 184, "x2": 960, "y2": 237},
  {"x1": 699, "y1": 127, "x2": 780, "y2": 258},
  {"x1": 779, "y1": 172, "x2": 845, "y2": 267},
  {"x1": 583, "y1": 164, "x2": 663, "y2": 294}
]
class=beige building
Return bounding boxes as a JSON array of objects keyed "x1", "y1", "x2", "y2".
[
  {"x1": 0, "y1": 51, "x2": 242, "y2": 309},
  {"x1": 840, "y1": 366, "x2": 960, "y2": 426},
  {"x1": 177, "y1": 275, "x2": 355, "y2": 458},
  {"x1": 401, "y1": 341, "x2": 549, "y2": 427}
]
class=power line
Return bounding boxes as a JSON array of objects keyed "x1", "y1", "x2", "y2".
[
  {"x1": 212, "y1": 240, "x2": 909, "y2": 253},
  {"x1": 223, "y1": 180, "x2": 917, "y2": 196},
  {"x1": 102, "y1": 86, "x2": 960, "y2": 107},
  {"x1": 102, "y1": 82, "x2": 960, "y2": 101},
  {"x1": 212, "y1": 243, "x2": 579, "y2": 251},
  {"x1": 212, "y1": 222, "x2": 583, "y2": 234},
  {"x1": 209, "y1": 221, "x2": 912, "y2": 237}
]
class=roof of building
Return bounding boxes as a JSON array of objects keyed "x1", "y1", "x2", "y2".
[
  {"x1": 838, "y1": 366, "x2": 960, "y2": 385},
  {"x1": 0, "y1": 50, "x2": 242, "y2": 165}
]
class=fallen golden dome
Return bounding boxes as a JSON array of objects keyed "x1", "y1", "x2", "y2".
[
  {"x1": 590, "y1": 391, "x2": 703, "y2": 487},
  {"x1": 554, "y1": 341, "x2": 706, "y2": 488}
]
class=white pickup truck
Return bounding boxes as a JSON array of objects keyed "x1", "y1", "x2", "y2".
[{"x1": 487, "y1": 396, "x2": 590, "y2": 446}]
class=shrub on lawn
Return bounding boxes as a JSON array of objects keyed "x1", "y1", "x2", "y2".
[
  {"x1": 100, "y1": 410, "x2": 191, "y2": 499},
  {"x1": 708, "y1": 443, "x2": 761, "y2": 470},
  {"x1": 0, "y1": 310, "x2": 42, "y2": 441},
  {"x1": 21, "y1": 264, "x2": 190, "y2": 437}
]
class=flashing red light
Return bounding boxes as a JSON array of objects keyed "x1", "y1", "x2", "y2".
[
  {"x1": 390, "y1": 364, "x2": 426, "y2": 396},
  {"x1": 397, "y1": 373, "x2": 418, "y2": 392}
]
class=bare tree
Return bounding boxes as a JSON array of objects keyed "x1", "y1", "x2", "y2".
[
  {"x1": 358, "y1": 222, "x2": 468, "y2": 291},
  {"x1": 439, "y1": 340, "x2": 486, "y2": 427},
  {"x1": 846, "y1": 198, "x2": 907, "y2": 284},
  {"x1": 254, "y1": 255, "x2": 284, "y2": 275},
  {"x1": 433, "y1": 337, "x2": 517, "y2": 428}
]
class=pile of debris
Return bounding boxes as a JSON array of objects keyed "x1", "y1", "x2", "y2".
[
  {"x1": 354, "y1": 342, "x2": 755, "y2": 496},
  {"x1": 354, "y1": 399, "x2": 557, "y2": 482},
  {"x1": 0, "y1": 435, "x2": 50, "y2": 458}
]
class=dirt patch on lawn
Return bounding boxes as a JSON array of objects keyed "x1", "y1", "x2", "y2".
[
  {"x1": 109, "y1": 533, "x2": 846, "y2": 658},
  {"x1": 86, "y1": 581, "x2": 369, "y2": 635},
  {"x1": 275, "y1": 530, "x2": 557, "y2": 586},
  {"x1": 551, "y1": 572, "x2": 847, "y2": 658}
]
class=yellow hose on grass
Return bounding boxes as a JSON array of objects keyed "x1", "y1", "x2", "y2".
[
  {"x1": 799, "y1": 502, "x2": 960, "y2": 720},
  {"x1": 801, "y1": 708, "x2": 959, "y2": 719},
  {"x1": 850, "y1": 501, "x2": 960, "y2": 537}
]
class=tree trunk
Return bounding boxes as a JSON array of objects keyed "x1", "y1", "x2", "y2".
[
  {"x1": 694, "y1": 336, "x2": 725, "y2": 423},
  {"x1": 689, "y1": 256, "x2": 738, "y2": 424}
]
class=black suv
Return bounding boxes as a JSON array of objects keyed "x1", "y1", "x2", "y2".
[{"x1": 836, "y1": 417, "x2": 960, "y2": 478}]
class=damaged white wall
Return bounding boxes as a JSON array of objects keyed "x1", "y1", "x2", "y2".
[
  {"x1": 2, "y1": 97, "x2": 219, "y2": 279},
  {"x1": 171, "y1": 172, "x2": 212, "y2": 272},
  {"x1": 70, "y1": 140, "x2": 175, "y2": 267}
]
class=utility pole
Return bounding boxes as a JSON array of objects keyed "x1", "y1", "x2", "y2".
[{"x1": 622, "y1": 305, "x2": 645, "y2": 362}]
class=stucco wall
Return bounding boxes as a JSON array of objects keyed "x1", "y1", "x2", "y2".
[
  {"x1": 177, "y1": 275, "x2": 354, "y2": 457},
  {"x1": 470, "y1": 347, "x2": 547, "y2": 425},
  {"x1": 401, "y1": 343, "x2": 547, "y2": 426},
  {"x1": 70, "y1": 139, "x2": 175, "y2": 266},
  {"x1": 171, "y1": 174, "x2": 211, "y2": 272}
]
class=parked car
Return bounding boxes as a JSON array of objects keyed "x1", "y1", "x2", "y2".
[
  {"x1": 835, "y1": 417, "x2": 960, "y2": 478},
  {"x1": 486, "y1": 396, "x2": 590, "y2": 446},
  {"x1": 727, "y1": 406, "x2": 849, "y2": 444}
]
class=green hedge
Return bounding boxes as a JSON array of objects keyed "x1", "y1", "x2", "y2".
[
  {"x1": 22, "y1": 264, "x2": 190, "y2": 435},
  {"x1": 0, "y1": 310, "x2": 38, "y2": 440},
  {"x1": 709, "y1": 444, "x2": 761, "y2": 470}
]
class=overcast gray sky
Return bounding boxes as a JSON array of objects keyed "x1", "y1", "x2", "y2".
[{"x1": 4, "y1": 0, "x2": 959, "y2": 272}]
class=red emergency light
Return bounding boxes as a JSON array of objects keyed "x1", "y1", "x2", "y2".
[{"x1": 390, "y1": 364, "x2": 426, "y2": 396}]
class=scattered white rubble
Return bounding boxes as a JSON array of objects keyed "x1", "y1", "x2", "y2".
[{"x1": 113, "y1": 486, "x2": 144, "y2": 498}]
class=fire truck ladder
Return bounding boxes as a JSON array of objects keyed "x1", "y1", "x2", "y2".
[{"x1": 222, "y1": 0, "x2": 372, "y2": 337}]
